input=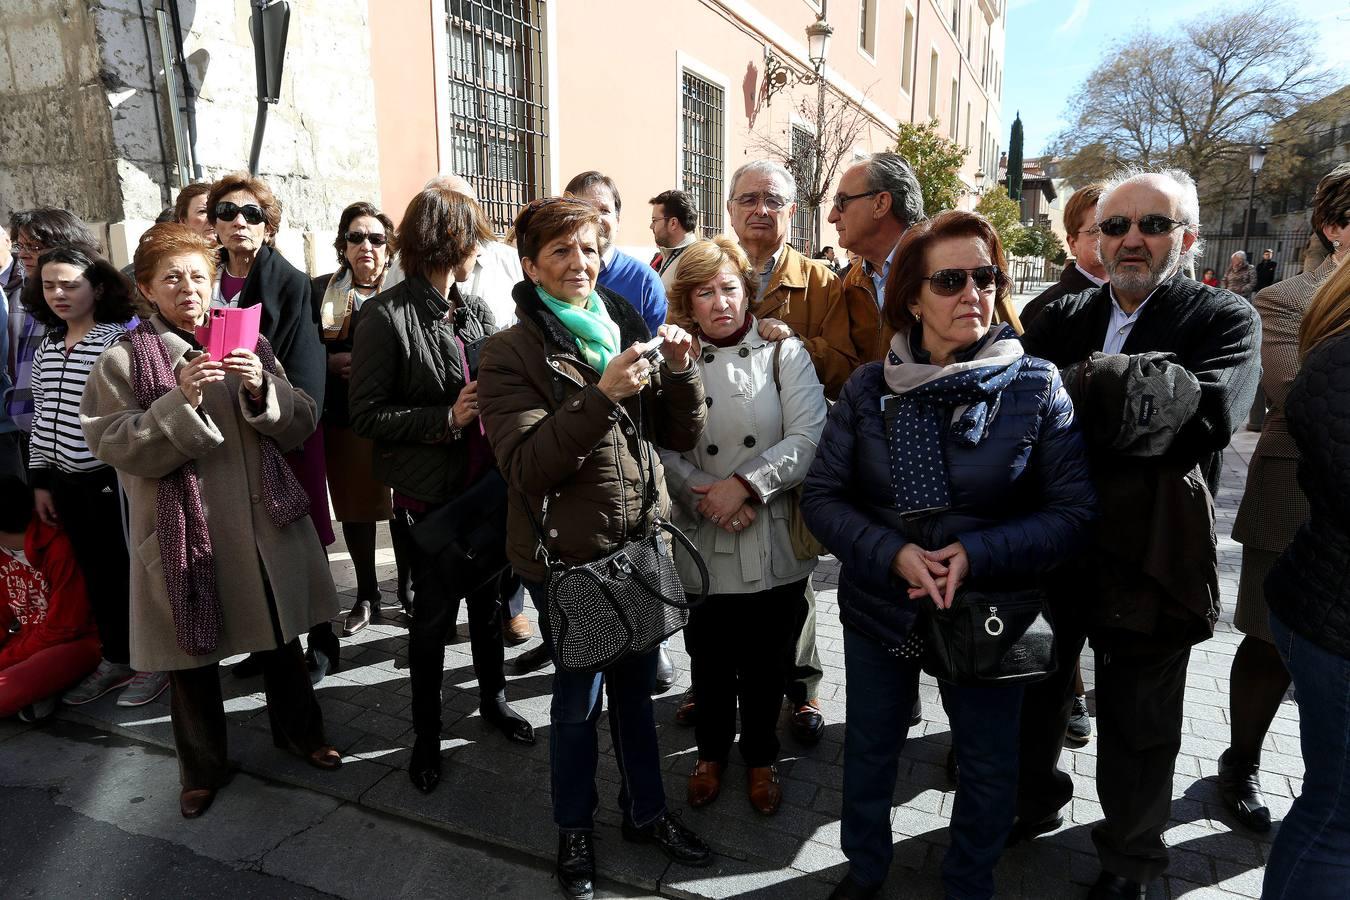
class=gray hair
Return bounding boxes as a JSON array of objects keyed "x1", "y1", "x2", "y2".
[
  {"x1": 728, "y1": 160, "x2": 796, "y2": 202},
  {"x1": 862, "y1": 153, "x2": 926, "y2": 225},
  {"x1": 1097, "y1": 166, "x2": 1204, "y2": 270}
]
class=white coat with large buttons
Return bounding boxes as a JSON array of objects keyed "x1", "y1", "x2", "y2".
[{"x1": 659, "y1": 320, "x2": 827, "y2": 594}]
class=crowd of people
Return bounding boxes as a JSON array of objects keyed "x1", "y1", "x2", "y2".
[{"x1": 0, "y1": 153, "x2": 1348, "y2": 900}]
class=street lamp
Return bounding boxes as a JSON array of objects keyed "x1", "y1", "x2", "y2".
[
  {"x1": 805, "y1": 17, "x2": 833, "y2": 70},
  {"x1": 974, "y1": 168, "x2": 986, "y2": 196},
  {"x1": 1241, "y1": 145, "x2": 1267, "y2": 260}
]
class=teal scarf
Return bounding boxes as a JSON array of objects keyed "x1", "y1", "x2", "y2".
[{"x1": 536, "y1": 286, "x2": 621, "y2": 372}]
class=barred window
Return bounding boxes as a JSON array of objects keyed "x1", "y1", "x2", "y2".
[
  {"x1": 790, "y1": 126, "x2": 816, "y2": 256},
  {"x1": 446, "y1": 0, "x2": 549, "y2": 234},
  {"x1": 682, "y1": 71, "x2": 724, "y2": 238}
]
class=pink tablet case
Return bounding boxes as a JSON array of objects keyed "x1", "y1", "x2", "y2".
[{"x1": 195, "y1": 305, "x2": 261, "y2": 359}]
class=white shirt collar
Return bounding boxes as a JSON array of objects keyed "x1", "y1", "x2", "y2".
[{"x1": 1075, "y1": 262, "x2": 1107, "y2": 287}]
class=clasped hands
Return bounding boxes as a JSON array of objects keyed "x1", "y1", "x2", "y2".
[
  {"x1": 693, "y1": 477, "x2": 755, "y2": 534},
  {"x1": 891, "y1": 541, "x2": 969, "y2": 609}
]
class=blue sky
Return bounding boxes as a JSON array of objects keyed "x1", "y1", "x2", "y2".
[{"x1": 1002, "y1": 0, "x2": 1350, "y2": 155}]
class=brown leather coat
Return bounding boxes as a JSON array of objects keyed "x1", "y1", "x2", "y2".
[
  {"x1": 478, "y1": 282, "x2": 705, "y2": 583},
  {"x1": 750, "y1": 244, "x2": 858, "y2": 399}
]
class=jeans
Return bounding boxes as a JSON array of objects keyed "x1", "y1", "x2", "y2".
[
  {"x1": 842, "y1": 627, "x2": 1022, "y2": 900},
  {"x1": 1264, "y1": 612, "x2": 1350, "y2": 899},
  {"x1": 525, "y1": 580, "x2": 668, "y2": 832}
]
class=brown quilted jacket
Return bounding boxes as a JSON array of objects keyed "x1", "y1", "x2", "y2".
[{"x1": 479, "y1": 282, "x2": 705, "y2": 583}]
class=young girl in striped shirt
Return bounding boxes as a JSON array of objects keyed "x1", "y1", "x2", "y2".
[{"x1": 27, "y1": 247, "x2": 165, "y2": 707}]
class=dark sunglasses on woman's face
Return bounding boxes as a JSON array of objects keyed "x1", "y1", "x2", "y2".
[
  {"x1": 214, "y1": 202, "x2": 266, "y2": 225},
  {"x1": 1096, "y1": 214, "x2": 1187, "y2": 237},
  {"x1": 345, "y1": 230, "x2": 388, "y2": 247},
  {"x1": 923, "y1": 265, "x2": 1006, "y2": 296}
]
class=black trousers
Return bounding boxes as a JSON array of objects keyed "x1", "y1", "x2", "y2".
[
  {"x1": 401, "y1": 507, "x2": 509, "y2": 739},
  {"x1": 48, "y1": 467, "x2": 131, "y2": 665},
  {"x1": 168, "y1": 639, "x2": 325, "y2": 790},
  {"x1": 686, "y1": 579, "x2": 808, "y2": 767},
  {"x1": 1018, "y1": 613, "x2": 1192, "y2": 883}
]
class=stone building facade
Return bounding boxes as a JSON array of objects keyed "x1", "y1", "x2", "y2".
[{"x1": 0, "y1": 0, "x2": 382, "y2": 271}]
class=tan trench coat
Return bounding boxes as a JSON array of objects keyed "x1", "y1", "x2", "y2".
[{"x1": 81, "y1": 317, "x2": 337, "y2": 672}]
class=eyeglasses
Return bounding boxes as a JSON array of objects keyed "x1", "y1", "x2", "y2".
[
  {"x1": 345, "y1": 230, "x2": 388, "y2": 247},
  {"x1": 832, "y1": 189, "x2": 881, "y2": 212},
  {"x1": 731, "y1": 192, "x2": 789, "y2": 212},
  {"x1": 1096, "y1": 215, "x2": 1188, "y2": 237},
  {"x1": 214, "y1": 202, "x2": 267, "y2": 225},
  {"x1": 14, "y1": 241, "x2": 45, "y2": 255},
  {"x1": 922, "y1": 266, "x2": 1007, "y2": 296},
  {"x1": 650, "y1": 215, "x2": 674, "y2": 224}
]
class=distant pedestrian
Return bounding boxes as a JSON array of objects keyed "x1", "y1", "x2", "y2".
[
  {"x1": 1224, "y1": 250, "x2": 1256, "y2": 300},
  {"x1": 1202, "y1": 267, "x2": 1220, "y2": 287},
  {"x1": 649, "y1": 189, "x2": 698, "y2": 295},
  {"x1": 1255, "y1": 248, "x2": 1277, "y2": 292}
]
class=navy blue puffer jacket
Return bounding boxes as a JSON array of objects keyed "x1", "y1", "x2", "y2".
[
  {"x1": 1267, "y1": 332, "x2": 1350, "y2": 659},
  {"x1": 801, "y1": 355, "x2": 1097, "y2": 651}
]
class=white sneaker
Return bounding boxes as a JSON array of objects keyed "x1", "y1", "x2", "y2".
[
  {"x1": 61, "y1": 659, "x2": 135, "y2": 705},
  {"x1": 116, "y1": 671, "x2": 170, "y2": 707}
]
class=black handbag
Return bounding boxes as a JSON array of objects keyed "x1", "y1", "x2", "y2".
[
  {"x1": 921, "y1": 587, "x2": 1057, "y2": 686},
  {"x1": 528, "y1": 403, "x2": 710, "y2": 673},
  {"x1": 409, "y1": 468, "x2": 511, "y2": 601}
]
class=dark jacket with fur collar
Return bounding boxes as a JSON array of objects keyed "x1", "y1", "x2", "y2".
[{"x1": 478, "y1": 281, "x2": 705, "y2": 583}]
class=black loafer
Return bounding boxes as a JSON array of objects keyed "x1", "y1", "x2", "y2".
[
  {"x1": 343, "y1": 598, "x2": 374, "y2": 637},
  {"x1": 621, "y1": 812, "x2": 712, "y2": 867},
  {"x1": 409, "y1": 734, "x2": 442, "y2": 794},
  {"x1": 828, "y1": 875, "x2": 881, "y2": 899},
  {"x1": 508, "y1": 643, "x2": 552, "y2": 674},
  {"x1": 1087, "y1": 872, "x2": 1147, "y2": 899},
  {"x1": 1218, "y1": 748, "x2": 1272, "y2": 833},
  {"x1": 1006, "y1": 811, "x2": 1063, "y2": 846},
  {"x1": 481, "y1": 700, "x2": 536, "y2": 745},
  {"x1": 556, "y1": 830, "x2": 595, "y2": 900},
  {"x1": 789, "y1": 702, "x2": 824, "y2": 744}
]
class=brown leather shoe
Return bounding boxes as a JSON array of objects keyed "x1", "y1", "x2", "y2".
[
  {"x1": 307, "y1": 746, "x2": 343, "y2": 770},
  {"x1": 686, "y1": 760, "x2": 722, "y2": 807},
  {"x1": 502, "y1": 612, "x2": 533, "y2": 646},
  {"x1": 747, "y1": 765, "x2": 782, "y2": 815},
  {"x1": 179, "y1": 787, "x2": 217, "y2": 819}
]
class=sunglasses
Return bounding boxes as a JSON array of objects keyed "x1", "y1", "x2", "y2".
[
  {"x1": 345, "y1": 230, "x2": 388, "y2": 247},
  {"x1": 214, "y1": 202, "x2": 266, "y2": 225},
  {"x1": 923, "y1": 266, "x2": 1007, "y2": 296},
  {"x1": 1096, "y1": 215, "x2": 1187, "y2": 237}
]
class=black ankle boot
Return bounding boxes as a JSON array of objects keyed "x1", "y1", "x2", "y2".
[
  {"x1": 556, "y1": 830, "x2": 595, "y2": 900},
  {"x1": 480, "y1": 695, "x2": 535, "y2": 744},
  {"x1": 408, "y1": 734, "x2": 442, "y2": 794},
  {"x1": 1218, "y1": 748, "x2": 1272, "y2": 833}
]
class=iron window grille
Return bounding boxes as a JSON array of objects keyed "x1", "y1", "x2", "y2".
[{"x1": 682, "y1": 71, "x2": 725, "y2": 238}]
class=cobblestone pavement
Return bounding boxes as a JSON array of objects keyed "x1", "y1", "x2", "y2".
[{"x1": 42, "y1": 431, "x2": 1281, "y2": 899}]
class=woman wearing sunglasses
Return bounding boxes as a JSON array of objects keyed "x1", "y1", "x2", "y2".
[
  {"x1": 802, "y1": 210, "x2": 1095, "y2": 900},
  {"x1": 205, "y1": 173, "x2": 339, "y2": 680},
  {"x1": 313, "y1": 202, "x2": 411, "y2": 635}
]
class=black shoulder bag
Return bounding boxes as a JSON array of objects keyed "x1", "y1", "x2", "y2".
[
  {"x1": 922, "y1": 587, "x2": 1057, "y2": 686},
  {"x1": 528, "y1": 397, "x2": 710, "y2": 673}
]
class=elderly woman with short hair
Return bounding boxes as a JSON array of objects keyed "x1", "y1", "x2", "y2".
[
  {"x1": 82, "y1": 223, "x2": 342, "y2": 819},
  {"x1": 659, "y1": 236, "x2": 827, "y2": 816},
  {"x1": 206, "y1": 172, "x2": 337, "y2": 678},
  {"x1": 348, "y1": 186, "x2": 534, "y2": 797},
  {"x1": 479, "y1": 197, "x2": 710, "y2": 899},
  {"x1": 803, "y1": 211, "x2": 1095, "y2": 900},
  {"x1": 314, "y1": 202, "x2": 409, "y2": 635}
]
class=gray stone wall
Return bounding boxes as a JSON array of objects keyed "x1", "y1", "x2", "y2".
[{"x1": 1, "y1": 0, "x2": 382, "y2": 272}]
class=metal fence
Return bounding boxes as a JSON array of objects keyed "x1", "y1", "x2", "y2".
[{"x1": 1199, "y1": 228, "x2": 1312, "y2": 282}]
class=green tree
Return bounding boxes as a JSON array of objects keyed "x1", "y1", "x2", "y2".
[
  {"x1": 1011, "y1": 222, "x2": 1065, "y2": 261},
  {"x1": 1007, "y1": 113, "x2": 1024, "y2": 200},
  {"x1": 894, "y1": 120, "x2": 969, "y2": 217},
  {"x1": 975, "y1": 188, "x2": 1026, "y2": 256}
]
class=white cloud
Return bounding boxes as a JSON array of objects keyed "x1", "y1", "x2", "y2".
[{"x1": 1056, "y1": 0, "x2": 1091, "y2": 34}]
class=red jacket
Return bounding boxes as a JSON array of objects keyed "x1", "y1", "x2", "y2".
[{"x1": 0, "y1": 518, "x2": 96, "y2": 670}]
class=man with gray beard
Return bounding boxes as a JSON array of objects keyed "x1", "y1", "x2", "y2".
[{"x1": 1014, "y1": 170, "x2": 1261, "y2": 899}]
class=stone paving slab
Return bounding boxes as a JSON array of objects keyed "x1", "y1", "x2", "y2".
[{"x1": 51, "y1": 434, "x2": 1289, "y2": 898}]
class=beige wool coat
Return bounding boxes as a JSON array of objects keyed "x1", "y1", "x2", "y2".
[{"x1": 80, "y1": 317, "x2": 337, "y2": 672}]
